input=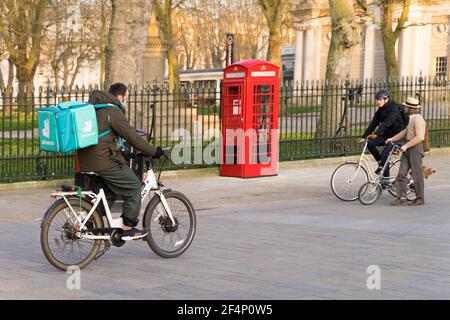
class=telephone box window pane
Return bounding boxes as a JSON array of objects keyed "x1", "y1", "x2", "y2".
[
  {"x1": 228, "y1": 86, "x2": 239, "y2": 95},
  {"x1": 256, "y1": 85, "x2": 271, "y2": 94}
]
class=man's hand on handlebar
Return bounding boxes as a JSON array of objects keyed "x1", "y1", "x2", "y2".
[
  {"x1": 359, "y1": 133, "x2": 378, "y2": 143},
  {"x1": 153, "y1": 146, "x2": 165, "y2": 159}
]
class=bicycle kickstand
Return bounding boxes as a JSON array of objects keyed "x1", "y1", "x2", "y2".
[{"x1": 95, "y1": 241, "x2": 111, "y2": 261}]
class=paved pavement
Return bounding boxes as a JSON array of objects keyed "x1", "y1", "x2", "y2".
[{"x1": 0, "y1": 153, "x2": 450, "y2": 300}]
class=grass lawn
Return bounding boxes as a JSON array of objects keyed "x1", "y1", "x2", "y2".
[
  {"x1": 0, "y1": 112, "x2": 37, "y2": 131},
  {"x1": 0, "y1": 138, "x2": 40, "y2": 157},
  {"x1": 280, "y1": 105, "x2": 319, "y2": 116},
  {"x1": 0, "y1": 154, "x2": 75, "y2": 182},
  {"x1": 196, "y1": 105, "x2": 220, "y2": 116}
]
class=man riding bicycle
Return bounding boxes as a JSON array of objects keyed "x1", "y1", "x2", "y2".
[
  {"x1": 359, "y1": 89, "x2": 408, "y2": 183},
  {"x1": 77, "y1": 83, "x2": 164, "y2": 240}
]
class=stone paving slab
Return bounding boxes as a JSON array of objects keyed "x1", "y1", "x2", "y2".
[{"x1": 0, "y1": 155, "x2": 449, "y2": 299}]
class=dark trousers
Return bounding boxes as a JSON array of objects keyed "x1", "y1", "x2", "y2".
[
  {"x1": 397, "y1": 143, "x2": 425, "y2": 200},
  {"x1": 367, "y1": 136, "x2": 393, "y2": 177},
  {"x1": 97, "y1": 165, "x2": 142, "y2": 227}
]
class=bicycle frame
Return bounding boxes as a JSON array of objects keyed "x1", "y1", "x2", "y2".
[
  {"x1": 346, "y1": 142, "x2": 375, "y2": 181},
  {"x1": 349, "y1": 141, "x2": 399, "y2": 183},
  {"x1": 366, "y1": 143, "x2": 401, "y2": 185},
  {"x1": 50, "y1": 164, "x2": 176, "y2": 241}
]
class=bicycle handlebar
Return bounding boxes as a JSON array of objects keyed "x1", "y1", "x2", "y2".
[{"x1": 135, "y1": 148, "x2": 172, "y2": 179}]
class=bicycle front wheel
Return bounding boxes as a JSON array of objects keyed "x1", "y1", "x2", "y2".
[
  {"x1": 40, "y1": 198, "x2": 104, "y2": 271},
  {"x1": 358, "y1": 182, "x2": 382, "y2": 205},
  {"x1": 331, "y1": 162, "x2": 369, "y2": 201},
  {"x1": 143, "y1": 190, "x2": 196, "y2": 258}
]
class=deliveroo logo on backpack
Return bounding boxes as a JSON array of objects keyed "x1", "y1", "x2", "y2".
[
  {"x1": 80, "y1": 118, "x2": 96, "y2": 140},
  {"x1": 41, "y1": 118, "x2": 55, "y2": 147},
  {"x1": 83, "y1": 119, "x2": 93, "y2": 133},
  {"x1": 42, "y1": 119, "x2": 51, "y2": 139}
]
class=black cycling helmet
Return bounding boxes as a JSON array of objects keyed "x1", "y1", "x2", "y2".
[{"x1": 375, "y1": 89, "x2": 390, "y2": 100}]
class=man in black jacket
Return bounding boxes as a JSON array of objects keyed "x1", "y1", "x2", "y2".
[
  {"x1": 359, "y1": 89, "x2": 407, "y2": 181},
  {"x1": 78, "y1": 83, "x2": 164, "y2": 240}
]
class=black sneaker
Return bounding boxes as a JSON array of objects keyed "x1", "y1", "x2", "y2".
[
  {"x1": 375, "y1": 166, "x2": 382, "y2": 175},
  {"x1": 121, "y1": 227, "x2": 148, "y2": 241},
  {"x1": 381, "y1": 178, "x2": 391, "y2": 189}
]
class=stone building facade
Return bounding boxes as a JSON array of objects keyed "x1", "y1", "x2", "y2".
[{"x1": 291, "y1": 0, "x2": 450, "y2": 83}]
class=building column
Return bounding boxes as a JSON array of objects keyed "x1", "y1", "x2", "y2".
[
  {"x1": 312, "y1": 24, "x2": 322, "y2": 80},
  {"x1": 398, "y1": 26, "x2": 413, "y2": 78},
  {"x1": 398, "y1": 6, "x2": 427, "y2": 79},
  {"x1": 302, "y1": 22, "x2": 321, "y2": 81},
  {"x1": 363, "y1": 24, "x2": 376, "y2": 80},
  {"x1": 413, "y1": 23, "x2": 432, "y2": 77},
  {"x1": 293, "y1": 28, "x2": 304, "y2": 86}
]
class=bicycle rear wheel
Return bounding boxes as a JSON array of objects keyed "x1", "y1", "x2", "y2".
[
  {"x1": 143, "y1": 190, "x2": 196, "y2": 258},
  {"x1": 358, "y1": 182, "x2": 382, "y2": 205},
  {"x1": 331, "y1": 162, "x2": 369, "y2": 201},
  {"x1": 40, "y1": 198, "x2": 103, "y2": 271}
]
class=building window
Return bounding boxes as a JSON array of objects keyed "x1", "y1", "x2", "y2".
[{"x1": 436, "y1": 56, "x2": 448, "y2": 79}]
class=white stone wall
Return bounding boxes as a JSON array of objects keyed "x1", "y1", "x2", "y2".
[{"x1": 292, "y1": 0, "x2": 450, "y2": 82}]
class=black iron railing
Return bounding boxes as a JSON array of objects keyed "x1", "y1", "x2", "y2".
[{"x1": 1, "y1": 77, "x2": 449, "y2": 182}]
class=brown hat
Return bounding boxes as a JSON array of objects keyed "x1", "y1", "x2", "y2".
[{"x1": 403, "y1": 96, "x2": 421, "y2": 109}]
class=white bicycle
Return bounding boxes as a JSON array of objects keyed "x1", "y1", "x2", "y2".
[
  {"x1": 40, "y1": 149, "x2": 197, "y2": 271},
  {"x1": 330, "y1": 140, "x2": 414, "y2": 201},
  {"x1": 357, "y1": 142, "x2": 414, "y2": 205}
]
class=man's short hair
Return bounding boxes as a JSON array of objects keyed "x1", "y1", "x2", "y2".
[{"x1": 108, "y1": 83, "x2": 128, "y2": 97}]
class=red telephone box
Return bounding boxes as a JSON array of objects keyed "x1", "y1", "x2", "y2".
[{"x1": 221, "y1": 60, "x2": 279, "y2": 178}]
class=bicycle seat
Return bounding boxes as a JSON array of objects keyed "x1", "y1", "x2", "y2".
[{"x1": 76, "y1": 172, "x2": 103, "y2": 193}]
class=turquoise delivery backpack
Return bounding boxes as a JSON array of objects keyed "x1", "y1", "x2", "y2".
[{"x1": 37, "y1": 102, "x2": 117, "y2": 153}]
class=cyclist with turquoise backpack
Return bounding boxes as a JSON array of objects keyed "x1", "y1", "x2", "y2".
[{"x1": 77, "y1": 83, "x2": 164, "y2": 240}]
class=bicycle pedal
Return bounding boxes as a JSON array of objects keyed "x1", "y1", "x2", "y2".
[{"x1": 122, "y1": 235, "x2": 147, "y2": 241}]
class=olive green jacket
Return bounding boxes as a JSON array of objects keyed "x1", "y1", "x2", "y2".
[{"x1": 77, "y1": 90, "x2": 156, "y2": 172}]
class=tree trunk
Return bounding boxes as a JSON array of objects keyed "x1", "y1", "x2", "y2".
[
  {"x1": 69, "y1": 56, "x2": 83, "y2": 89},
  {"x1": 6, "y1": 59, "x2": 13, "y2": 93},
  {"x1": 315, "y1": 0, "x2": 360, "y2": 138},
  {"x1": 3, "y1": 0, "x2": 48, "y2": 114},
  {"x1": 0, "y1": 64, "x2": 4, "y2": 91},
  {"x1": 378, "y1": 0, "x2": 411, "y2": 85},
  {"x1": 63, "y1": 59, "x2": 69, "y2": 90},
  {"x1": 99, "y1": 0, "x2": 107, "y2": 89},
  {"x1": 52, "y1": 65, "x2": 60, "y2": 89},
  {"x1": 167, "y1": 45, "x2": 180, "y2": 90},
  {"x1": 258, "y1": 0, "x2": 283, "y2": 68},
  {"x1": 16, "y1": 66, "x2": 35, "y2": 114},
  {"x1": 154, "y1": 0, "x2": 180, "y2": 91},
  {"x1": 266, "y1": 14, "x2": 282, "y2": 67},
  {"x1": 105, "y1": 0, "x2": 153, "y2": 89},
  {"x1": 380, "y1": 3, "x2": 399, "y2": 82}
]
